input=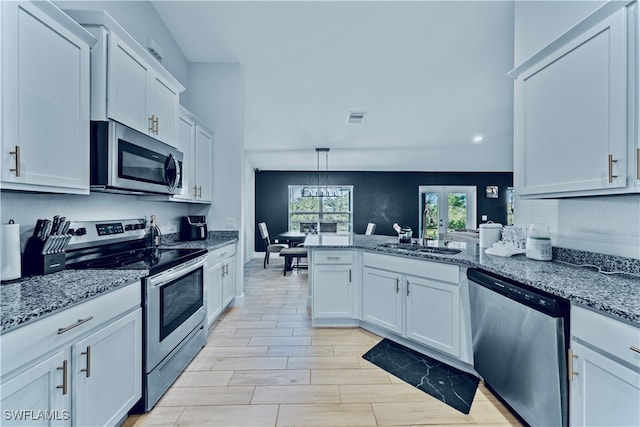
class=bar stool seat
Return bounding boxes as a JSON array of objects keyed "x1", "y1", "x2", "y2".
[{"x1": 279, "y1": 247, "x2": 308, "y2": 276}]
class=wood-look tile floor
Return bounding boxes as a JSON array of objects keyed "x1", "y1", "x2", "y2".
[{"x1": 124, "y1": 258, "x2": 522, "y2": 427}]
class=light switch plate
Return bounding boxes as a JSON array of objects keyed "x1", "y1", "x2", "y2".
[
  {"x1": 481, "y1": 215, "x2": 488, "y2": 221},
  {"x1": 225, "y1": 217, "x2": 236, "y2": 229}
]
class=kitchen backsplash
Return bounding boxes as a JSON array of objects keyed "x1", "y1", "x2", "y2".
[{"x1": 553, "y1": 247, "x2": 640, "y2": 278}]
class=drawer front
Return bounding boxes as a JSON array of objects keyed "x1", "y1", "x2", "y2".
[
  {"x1": 572, "y1": 305, "x2": 640, "y2": 368},
  {"x1": 208, "y1": 243, "x2": 236, "y2": 264},
  {"x1": 1, "y1": 281, "x2": 141, "y2": 376},
  {"x1": 363, "y1": 252, "x2": 459, "y2": 284},
  {"x1": 313, "y1": 250, "x2": 353, "y2": 264}
]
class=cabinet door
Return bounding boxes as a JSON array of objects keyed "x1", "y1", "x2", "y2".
[
  {"x1": 195, "y1": 126, "x2": 213, "y2": 202},
  {"x1": 312, "y1": 265, "x2": 353, "y2": 319},
  {"x1": 206, "y1": 261, "x2": 223, "y2": 327},
  {"x1": 0, "y1": 349, "x2": 71, "y2": 426},
  {"x1": 73, "y1": 309, "x2": 142, "y2": 427},
  {"x1": 173, "y1": 112, "x2": 196, "y2": 201},
  {"x1": 222, "y1": 256, "x2": 236, "y2": 308},
  {"x1": 570, "y1": 341, "x2": 640, "y2": 426},
  {"x1": 149, "y1": 73, "x2": 178, "y2": 145},
  {"x1": 362, "y1": 267, "x2": 403, "y2": 334},
  {"x1": 516, "y1": 8, "x2": 628, "y2": 196},
  {"x1": 405, "y1": 275, "x2": 460, "y2": 357},
  {"x1": 107, "y1": 32, "x2": 149, "y2": 135},
  {"x1": 1, "y1": 2, "x2": 90, "y2": 194}
]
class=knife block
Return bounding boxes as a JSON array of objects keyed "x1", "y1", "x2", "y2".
[{"x1": 22, "y1": 237, "x2": 66, "y2": 276}]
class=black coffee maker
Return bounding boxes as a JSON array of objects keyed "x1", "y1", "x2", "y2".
[{"x1": 180, "y1": 216, "x2": 208, "y2": 240}]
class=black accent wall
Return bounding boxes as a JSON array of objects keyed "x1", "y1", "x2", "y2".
[{"x1": 255, "y1": 170, "x2": 513, "y2": 251}]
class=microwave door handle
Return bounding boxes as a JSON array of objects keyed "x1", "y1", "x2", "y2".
[{"x1": 165, "y1": 153, "x2": 180, "y2": 192}]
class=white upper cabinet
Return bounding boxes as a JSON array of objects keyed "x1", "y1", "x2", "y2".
[
  {"x1": 1, "y1": 1, "x2": 94, "y2": 194},
  {"x1": 511, "y1": 3, "x2": 639, "y2": 198},
  {"x1": 65, "y1": 9, "x2": 184, "y2": 147},
  {"x1": 171, "y1": 107, "x2": 213, "y2": 203}
]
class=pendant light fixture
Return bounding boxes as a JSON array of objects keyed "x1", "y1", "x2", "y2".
[{"x1": 301, "y1": 148, "x2": 342, "y2": 197}]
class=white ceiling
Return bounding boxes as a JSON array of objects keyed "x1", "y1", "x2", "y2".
[{"x1": 152, "y1": 1, "x2": 515, "y2": 172}]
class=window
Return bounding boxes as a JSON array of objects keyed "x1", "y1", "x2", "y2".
[
  {"x1": 288, "y1": 185, "x2": 353, "y2": 232},
  {"x1": 506, "y1": 187, "x2": 515, "y2": 225}
]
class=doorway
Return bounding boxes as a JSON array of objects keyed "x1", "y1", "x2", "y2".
[{"x1": 419, "y1": 186, "x2": 477, "y2": 240}]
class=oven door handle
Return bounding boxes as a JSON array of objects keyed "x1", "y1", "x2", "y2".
[{"x1": 149, "y1": 256, "x2": 206, "y2": 287}]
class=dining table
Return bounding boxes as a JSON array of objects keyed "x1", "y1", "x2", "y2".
[{"x1": 275, "y1": 231, "x2": 310, "y2": 247}]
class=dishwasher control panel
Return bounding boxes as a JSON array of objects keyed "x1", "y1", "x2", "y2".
[{"x1": 467, "y1": 268, "x2": 568, "y2": 317}]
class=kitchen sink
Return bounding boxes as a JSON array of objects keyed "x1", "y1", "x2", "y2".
[{"x1": 377, "y1": 243, "x2": 461, "y2": 255}]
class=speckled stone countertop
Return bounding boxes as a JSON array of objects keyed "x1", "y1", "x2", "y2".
[
  {"x1": 305, "y1": 234, "x2": 640, "y2": 326},
  {"x1": 0, "y1": 232, "x2": 239, "y2": 334}
]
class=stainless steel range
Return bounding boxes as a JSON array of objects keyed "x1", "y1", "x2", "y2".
[{"x1": 66, "y1": 219, "x2": 207, "y2": 412}]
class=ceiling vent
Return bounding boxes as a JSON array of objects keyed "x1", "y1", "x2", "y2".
[{"x1": 348, "y1": 111, "x2": 365, "y2": 124}]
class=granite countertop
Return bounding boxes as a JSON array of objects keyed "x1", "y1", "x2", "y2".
[
  {"x1": 305, "y1": 234, "x2": 640, "y2": 326},
  {"x1": 0, "y1": 233, "x2": 238, "y2": 334}
]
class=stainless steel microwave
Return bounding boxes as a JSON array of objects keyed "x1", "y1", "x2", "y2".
[{"x1": 90, "y1": 121, "x2": 183, "y2": 195}]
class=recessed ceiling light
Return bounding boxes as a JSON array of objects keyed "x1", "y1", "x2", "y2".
[
  {"x1": 348, "y1": 111, "x2": 365, "y2": 124},
  {"x1": 472, "y1": 134, "x2": 484, "y2": 144}
]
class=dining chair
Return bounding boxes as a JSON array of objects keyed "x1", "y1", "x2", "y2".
[
  {"x1": 319, "y1": 222, "x2": 337, "y2": 232},
  {"x1": 365, "y1": 223, "x2": 376, "y2": 235},
  {"x1": 258, "y1": 222, "x2": 288, "y2": 268}
]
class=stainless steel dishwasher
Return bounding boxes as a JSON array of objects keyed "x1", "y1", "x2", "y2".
[{"x1": 467, "y1": 268, "x2": 569, "y2": 427}]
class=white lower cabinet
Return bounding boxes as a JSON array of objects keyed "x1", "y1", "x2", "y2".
[
  {"x1": 0, "y1": 349, "x2": 71, "y2": 426},
  {"x1": 405, "y1": 275, "x2": 460, "y2": 357},
  {"x1": 313, "y1": 265, "x2": 353, "y2": 319},
  {"x1": 206, "y1": 244, "x2": 237, "y2": 328},
  {"x1": 570, "y1": 305, "x2": 640, "y2": 426},
  {"x1": 0, "y1": 281, "x2": 141, "y2": 427},
  {"x1": 311, "y1": 250, "x2": 355, "y2": 325},
  {"x1": 362, "y1": 267, "x2": 403, "y2": 334},
  {"x1": 72, "y1": 310, "x2": 141, "y2": 427},
  {"x1": 361, "y1": 253, "x2": 461, "y2": 359}
]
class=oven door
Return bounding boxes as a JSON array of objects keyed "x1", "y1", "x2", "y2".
[{"x1": 145, "y1": 255, "x2": 206, "y2": 371}]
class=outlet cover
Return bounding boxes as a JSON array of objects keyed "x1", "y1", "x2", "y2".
[
  {"x1": 225, "y1": 217, "x2": 236, "y2": 229},
  {"x1": 481, "y1": 215, "x2": 488, "y2": 221}
]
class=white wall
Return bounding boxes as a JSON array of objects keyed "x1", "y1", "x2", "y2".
[
  {"x1": 513, "y1": 1, "x2": 640, "y2": 260},
  {"x1": 182, "y1": 63, "x2": 245, "y2": 300}
]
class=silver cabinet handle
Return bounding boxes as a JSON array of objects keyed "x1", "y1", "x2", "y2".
[
  {"x1": 57, "y1": 316, "x2": 93, "y2": 335},
  {"x1": 348, "y1": 269, "x2": 352, "y2": 283},
  {"x1": 395, "y1": 278, "x2": 399, "y2": 293},
  {"x1": 636, "y1": 148, "x2": 639, "y2": 180},
  {"x1": 198, "y1": 186, "x2": 202, "y2": 198},
  {"x1": 568, "y1": 348, "x2": 579, "y2": 381},
  {"x1": 631, "y1": 346, "x2": 640, "y2": 354},
  {"x1": 149, "y1": 115, "x2": 155, "y2": 134},
  {"x1": 406, "y1": 280, "x2": 410, "y2": 296},
  {"x1": 57, "y1": 360, "x2": 68, "y2": 395},
  {"x1": 193, "y1": 185, "x2": 198, "y2": 198},
  {"x1": 608, "y1": 154, "x2": 618, "y2": 183},
  {"x1": 155, "y1": 116, "x2": 159, "y2": 135},
  {"x1": 10, "y1": 145, "x2": 20, "y2": 177},
  {"x1": 326, "y1": 256, "x2": 340, "y2": 261},
  {"x1": 81, "y1": 346, "x2": 91, "y2": 377}
]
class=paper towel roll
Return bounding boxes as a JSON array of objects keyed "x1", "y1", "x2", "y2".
[{"x1": 1, "y1": 221, "x2": 21, "y2": 281}]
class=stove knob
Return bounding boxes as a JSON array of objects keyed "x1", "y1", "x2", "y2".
[
  {"x1": 125, "y1": 224, "x2": 133, "y2": 231},
  {"x1": 75, "y1": 227, "x2": 87, "y2": 236}
]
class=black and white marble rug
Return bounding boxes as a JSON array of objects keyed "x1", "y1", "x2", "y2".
[{"x1": 362, "y1": 338, "x2": 479, "y2": 414}]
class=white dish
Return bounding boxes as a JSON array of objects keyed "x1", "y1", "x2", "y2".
[{"x1": 484, "y1": 242, "x2": 526, "y2": 257}]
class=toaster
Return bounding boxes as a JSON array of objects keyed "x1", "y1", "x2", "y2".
[{"x1": 180, "y1": 216, "x2": 208, "y2": 240}]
